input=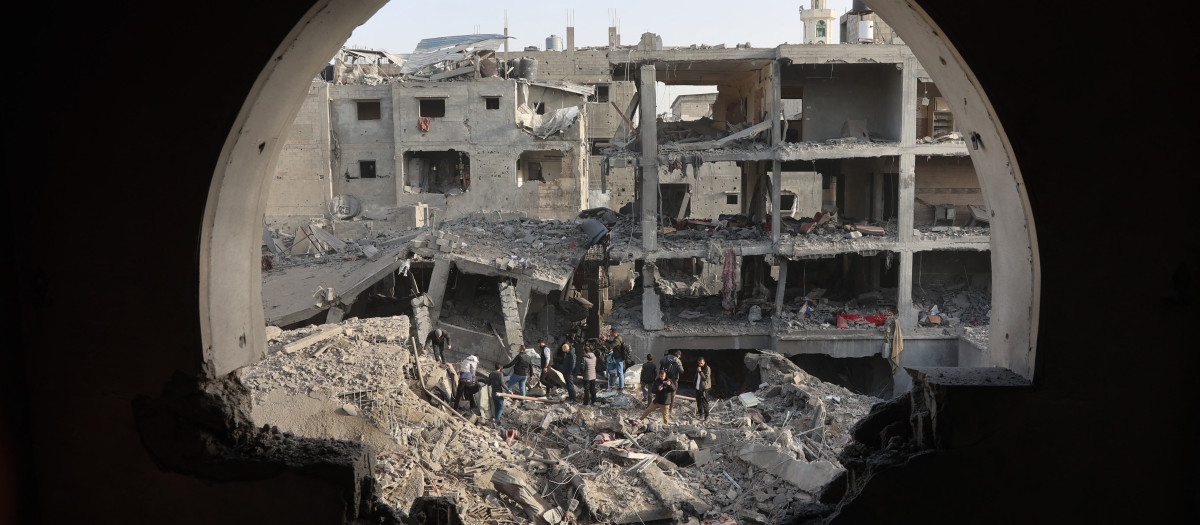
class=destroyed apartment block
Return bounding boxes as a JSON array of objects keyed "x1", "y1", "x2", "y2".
[
  {"x1": 266, "y1": 24, "x2": 994, "y2": 397},
  {"x1": 252, "y1": 21, "x2": 1001, "y2": 523}
]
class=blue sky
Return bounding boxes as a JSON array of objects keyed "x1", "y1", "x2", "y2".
[{"x1": 346, "y1": 1, "x2": 857, "y2": 54}]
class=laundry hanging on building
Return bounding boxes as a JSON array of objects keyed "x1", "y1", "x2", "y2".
[{"x1": 417, "y1": 116, "x2": 432, "y2": 132}]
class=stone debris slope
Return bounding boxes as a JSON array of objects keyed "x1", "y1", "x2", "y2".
[{"x1": 240, "y1": 318, "x2": 881, "y2": 524}]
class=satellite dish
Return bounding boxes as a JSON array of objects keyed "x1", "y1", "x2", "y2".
[{"x1": 329, "y1": 194, "x2": 361, "y2": 220}]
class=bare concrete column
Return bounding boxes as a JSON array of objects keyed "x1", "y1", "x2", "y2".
[
  {"x1": 426, "y1": 258, "x2": 452, "y2": 324},
  {"x1": 499, "y1": 280, "x2": 523, "y2": 351},
  {"x1": 771, "y1": 160, "x2": 782, "y2": 242},
  {"x1": 515, "y1": 279, "x2": 532, "y2": 331},
  {"x1": 898, "y1": 153, "x2": 915, "y2": 242},
  {"x1": 642, "y1": 264, "x2": 665, "y2": 331},
  {"x1": 901, "y1": 57, "x2": 917, "y2": 147},
  {"x1": 771, "y1": 60, "x2": 781, "y2": 145},
  {"x1": 774, "y1": 259, "x2": 788, "y2": 316},
  {"x1": 639, "y1": 65, "x2": 658, "y2": 252},
  {"x1": 897, "y1": 250, "x2": 915, "y2": 330},
  {"x1": 566, "y1": 27, "x2": 575, "y2": 52}
]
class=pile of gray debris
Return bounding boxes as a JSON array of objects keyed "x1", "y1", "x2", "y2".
[{"x1": 240, "y1": 318, "x2": 881, "y2": 525}]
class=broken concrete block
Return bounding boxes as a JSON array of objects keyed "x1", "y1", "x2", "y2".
[
  {"x1": 264, "y1": 325, "x2": 283, "y2": 341},
  {"x1": 362, "y1": 245, "x2": 381, "y2": 261},
  {"x1": 736, "y1": 442, "x2": 843, "y2": 494},
  {"x1": 341, "y1": 404, "x2": 359, "y2": 417}
]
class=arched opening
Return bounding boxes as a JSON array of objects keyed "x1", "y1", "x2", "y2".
[
  {"x1": 194, "y1": 1, "x2": 1040, "y2": 521},
  {"x1": 201, "y1": 0, "x2": 1038, "y2": 385}
]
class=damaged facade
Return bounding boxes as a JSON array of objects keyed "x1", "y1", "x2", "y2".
[
  {"x1": 254, "y1": 12, "x2": 997, "y2": 523},
  {"x1": 266, "y1": 10, "x2": 992, "y2": 398}
]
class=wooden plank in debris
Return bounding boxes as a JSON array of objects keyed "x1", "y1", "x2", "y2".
[
  {"x1": 283, "y1": 325, "x2": 342, "y2": 354},
  {"x1": 496, "y1": 392, "x2": 564, "y2": 404}
]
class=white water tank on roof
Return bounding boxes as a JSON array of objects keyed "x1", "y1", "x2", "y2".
[
  {"x1": 858, "y1": 20, "x2": 876, "y2": 43},
  {"x1": 546, "y1": 34, "x2": 563, "y2": 51}
]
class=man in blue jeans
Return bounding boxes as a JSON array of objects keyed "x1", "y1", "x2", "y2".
[
  {"x1": 485, "y1": 361, "x2": 510, "y2": 425},
  {"x1": 603, "y1": 329, "x2": 626, "y2": 389},
  {"x1": 502, "y1": 344, "x2": 533, "y2": 407}
]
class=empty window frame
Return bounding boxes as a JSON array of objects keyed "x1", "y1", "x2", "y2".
[
  {"x1": 356, "y1": 100, "x2": 381, "y2": 120},
  {"x1": 726, "y1": 193, "x2": 739, "y2": 205},
  {"x1": 403, "y1": 151, "x2": 469, "y2": 193},
  {"x1": 484, "y1": 97, "x2": 500, "y2": 110},
  {"x1": 358, "y1": 160, "x2": 377, "y2": 179},
  {"x1": 780, "y1": 193, "x2": 796, "y2": 212},
  {"x1": 588, "y1": 85, "x2": 610, "y2": 103},
  {"x1": 518, "y1": 150, "x2": 564, "y2": 185},
  {"x1": 419, "y1": 99, "x2": 446, "y2": 118}
]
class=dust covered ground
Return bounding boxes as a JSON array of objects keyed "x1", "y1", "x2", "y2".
[{"x1": 239, "y1": 316, "x2": 881, "y2": 524}]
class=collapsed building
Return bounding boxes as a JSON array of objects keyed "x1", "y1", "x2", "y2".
[
  {"x1": 254, "y1": 8, "x2": 996, "y2": 521},
  {"x1": 265, "y1": 9, "x2": 991, "y2": 395}
]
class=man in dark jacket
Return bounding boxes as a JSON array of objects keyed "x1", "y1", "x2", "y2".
[
  {"x1": 638, "y1": 369, "x2": 675, "y2": 423},
  {"x1": 454, "y1": 358, "x2": 480, "y2": 410},
  {"x1": 502, "y1": 344, "x2": 533, "y2": 407},
  {"x1": 639, "y1": 354, "x2": 658, "y2": 406},
  {"x1": 658, "y1": 350, "x2": 683, "y2": 384},
  {"x1": 424, "y1": 328, "x2": 451, "y2": 363},
  {"x1": 695, "y1": 356, "x2": 712, "y2": 421},
  {"x1": 558, "y1": 343, "x2": 577, "y2": 403},
  {"x1": 486, "y1": 362, "x2": 510, "y2": 425}
]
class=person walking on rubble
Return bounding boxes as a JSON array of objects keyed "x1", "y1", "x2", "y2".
[
  {"x1": 486, "y1": 361, "x2": 510, "y2": 425},
  {"x1": 605, "y1": 351, "x2": 621, "y2": 391},
  {"x1": 454, "y1": 355, "x2": 480, "y2": 410},
  {"x1": 638, "y1": 369, "x2": 676, "y2": 423},
  {"x1": 538, "y1": 338, "x2": 560, "y2": 397},
  {"x1": 658, "y1": 350, "x2": 684, "y2": 409},
  {"x1": 502, "y1": 344, "x2": 533, "y2": 408},
  {"x1": 424, "y1": 328, "x2": 451, "y2": 364},
  {"x1": 558, "y1": 343, "x2": 577, "y2": 404},
  {"x1": 581, "y1": 348, "x2": 598, "y2": 406},
  {"x1": 603, "y1": 328, "x2": 627, "y2": 389},
  {"x1": 639, "y1": 354, "x2": 658, "y2": 406},
  {"x1": 695, "y1": 356, "x2": 712, "y2": 421}
]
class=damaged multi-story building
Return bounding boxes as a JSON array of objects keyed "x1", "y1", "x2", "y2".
[{"x1": 264, "y1": 2, "x2": 991, "y2": 399}]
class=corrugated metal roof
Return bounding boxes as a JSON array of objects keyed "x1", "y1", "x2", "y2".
[
  {"x1": 401, "y1": 34, "x2": 508, "y2": 74},
  {"x1": 530, "y1": 80, "x2": 595, "y2": 97}
]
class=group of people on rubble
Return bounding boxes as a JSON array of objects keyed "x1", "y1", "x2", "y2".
[{"x1": 426, "y1": 327, "x2": 713, "y2": 426}]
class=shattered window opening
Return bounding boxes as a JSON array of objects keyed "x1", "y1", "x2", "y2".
[
  {"x1": 817, "y1": 21, "x2": 827, "y2": 38},
  {"x1": 356, "y1": 100, "x2": 381, "y2": 120}
]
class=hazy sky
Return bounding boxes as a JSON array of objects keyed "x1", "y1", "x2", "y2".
[
  {"x1": 346, "y1": 1, "x2": 858, "y2": 54},
  {"x1": 345, "y1": 1, "x2": 858, "y2": 114}
]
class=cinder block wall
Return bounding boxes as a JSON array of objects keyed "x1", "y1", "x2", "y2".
[{"x1": 913, "y1": 156, "x2": 983, "y2": 226}]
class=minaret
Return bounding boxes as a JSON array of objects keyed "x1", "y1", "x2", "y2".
[{"x1": 800, "y1": 0, "x2": 837, "y2": 44}]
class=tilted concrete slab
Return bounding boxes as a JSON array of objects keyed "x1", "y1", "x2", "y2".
[
  {"x1": 736, "y1": 442, "x2": 843, "y2": 494},
  {"x1": 263, "y1": 239, "x2": 416, "y2": 326}
]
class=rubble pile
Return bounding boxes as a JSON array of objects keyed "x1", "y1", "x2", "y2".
[
  {"x1": 262, "y1": 221, "x2": 419, "y2": 271},
  {"x1": 240, "y1": 316, "x2": 881, "y2": 524},
  {"x1": 913, "y1": 225, "x2": 989, "y2": 240},
  {"x1": 912, "y1": 286, "x2": 991, "y2": 328},
  {"x1": 411, "y1": 215, "x2": 592, "y2": 281},
  {"x1": 241, "y1": 316, "x2": 413, "y2": 396}
]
